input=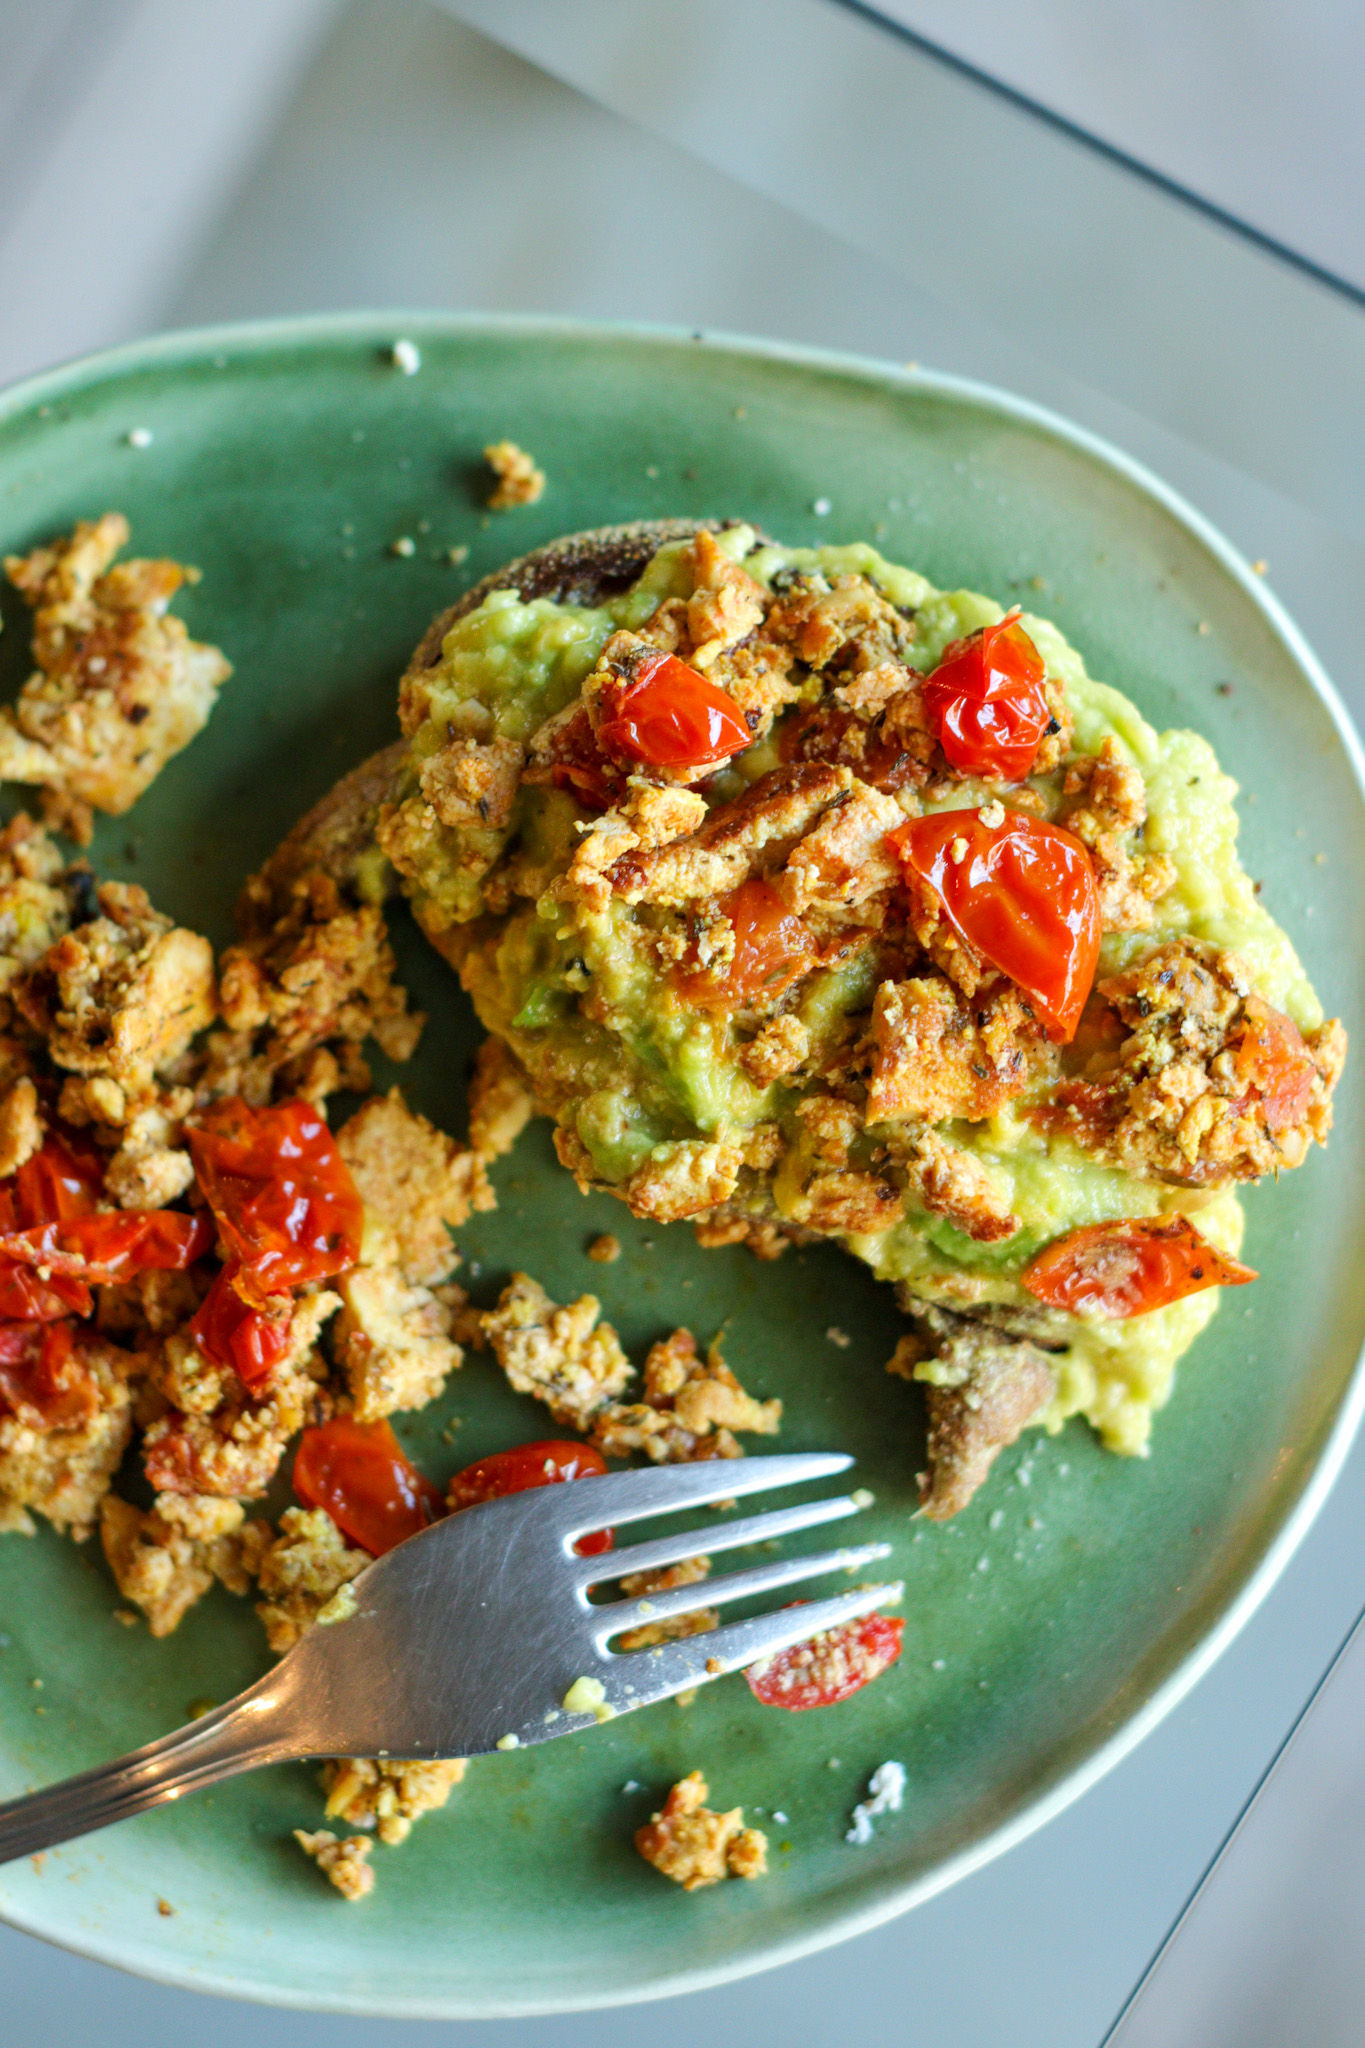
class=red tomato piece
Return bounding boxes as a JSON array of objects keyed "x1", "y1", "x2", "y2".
[
  {"x1": 746, "y1": 1610, "x2": 905, "y2": 1711},
  {"x1": 1234, "y1": 1001, "x2": 1315, "y2": 1132},
  {"x1": 6, "y1": 1132, "x2": 104, "y2": 1231},
  {"x1": 190, "y1": 1263, "x2": 292, "y2": 1391},
  {"x1": 0, "y1": 1263, "x2": 90, "y2": 1321},
  {"x1": 0, "y1": 1209, "x2": 212, "y2": 1291},
  {"x1": 1022, "y1": 1215, "x2": 1257, "y2": 1318},
  {"x1": 889, "y1": 807, "x2": 1100, "y2": 1041},
  {"x1": 187, "y1": 1097, "x2": 364, "y2": 1302},
  {"x1": 0, "y1": 1320, "x2": 96, "y2": 1430},
  {"x1": 448, "y1": 1438, "x2": 613, "y2": 1556},
  {"x1": 294, "y1": 1416, "x2": 443, "y2": 1557},
  {"x1": 597, "y1": 653, "x2": 752, "y2": 770},
  {"x1": 674, "y1": 876, "x2": 817, "y2": 1013},
  {"x1": 922, "y1": 612, "x2": 1052, "y2": 780}
]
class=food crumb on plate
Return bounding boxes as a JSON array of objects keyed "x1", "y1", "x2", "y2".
[
  {"x1": 634, "y1": 1771, "x2": 768, "y2": 1889},
  {"x1": 846, "y1": 1761, "x2": 906, "y2": 1845},
  {"x1": 587, "y1": 1232, "x2": 621, "y2": 1263},
  {"x1": 390, "y1": 536, "x2": 416, "y2": 558},
  {"x1": 389, "y1": 339, "x2": 420, "y2": 375},
  {"x1": 484, "y1": 440, "x2": 545, "y2": 509},
  {"x1": 156, "y1": 1897, "x2": 175, "y2": 1917},
  {"x1": 825, "y1": 1326, "x2": 851, "y2": 1348},
  {"x1": 295, "y1": 1829, "x2": 374, "y2": 1900}
]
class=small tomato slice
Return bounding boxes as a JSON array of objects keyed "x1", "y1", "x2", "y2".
[
  {"x1": 188, "y1": 1097, "x2": 364, "y2": 1301},
  {"x1": 190, "y1": 1263, "x2": 292, "y2": 1390},
  {"x1": 0, "y1": 1320, "x2": 97, "y2": 1430},
  {"x1": 294, "y1": 1416, "x2": 443, "y2": 1557},
  {"x1": 890, "y1": 807, "x2": 1100, "y2": 1040},
  {"x1": 0, "y1": 1263, "x2": 90, "y2": 1321},
  {"x1": 9, "y1": 1132, "x2": 104, "y2": 1228},
  {"x1": 674, "y1": 876, "x2": 817, "y2": 1013},
  {"x1": 448, "y1": 1438, "x2": 613, "y2": 1556},
  {"x1": 746, "y1": 1609, "x2": 904, "y2": 1711},
  {"x1": 1234, "y1": 1001, "x2": 1315, "y2": 1132},
  {"x1": 922, "y1": 612, "x2": 1052, "y2": 780},
  {"x1": 597, "y1": 653, "x2": 751, "y2": 770},
  {"x1": 1022, "y1": 1215, "x2": 1257, "y2": 1318}
]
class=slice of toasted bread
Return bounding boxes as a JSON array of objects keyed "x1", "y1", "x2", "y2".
[{"x1": 246, "y1": 519, "x2": 720, "y2": 921}]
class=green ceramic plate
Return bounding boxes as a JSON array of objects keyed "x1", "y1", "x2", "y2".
[{"x1": 0, "y1": 316, "x2": 1362, "y2": 2017}]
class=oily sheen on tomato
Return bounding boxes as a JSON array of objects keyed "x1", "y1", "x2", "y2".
[
  {"x1": 596, "y1": 653, "x2": 751, "y2": 770},
  {"x1": 187, "y1": 1097, "x2": 363, "y2": 1301},
  {"x1": 890, "y1": 807, "x2": 1101, "y2": 1041},
  {"x1": 448, "y1": 1439, "x2": 613, "y2": 1556},
  {"x1": 190, "y1": 1263, "x2": 291, "y2": 1390},
  {"x1": 0, "y1": 1320, "x2": 96, "y2": 1430},
  {"x1": 746, "y1": 1611, "x2": 905, "y2": 1710},
  {"x1": 1023, "y1": 1215, "x2": 1257, "y2": 1318},
  {"x1": 1235, "y1": 1002, "x2": 1316, "y2": 1132},
  {"x1": 294, "y1": 1416, "x2": 443, "y2": 1557},
  {"x1": 674, "y1": 876, "x2": 816, "y2": 1013},
  {"x1": 922, "y1": 612, "x2": 1052, "y2": 780}
]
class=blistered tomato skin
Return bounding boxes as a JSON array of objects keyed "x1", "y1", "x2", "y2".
[
  {"x1": 187, "y1": 1097, "x2": 364, "y2": 1302},
  {"x1": 1023, "y1": 1215, "x2": 1257, "y2": 1318},
  {"x1": 448, "y1": 1439, "x2": 613, "y2": 1556},
  {"x1": 0, "y1": 1320, "x2": 96, "y2": 1429},
  {"x1": 294, "y1": 1416, "x2": 443, "y2": 1557},
  {"x1": 746, "y1": 1611, "x2": 904, "y2": 1710},
  {"x1": 1234, "y1": 1002, "x2": 1316, "y2": 1133},
  {"x1": 674, "y1": 876, "x2": 817, "y2": 1013},
  {"x1": 190, "y1": 1263, "x2": 291, "y2": 1390},
  {"x1": 890, "y1": 807, "x2": 1101, "y2": 1041},
  {"x1": 923, "y1": 613, "x2": 1052, "y2": 781},
  {"x1": 597, "y1": 653, "x2": 752, "y2": 771}
]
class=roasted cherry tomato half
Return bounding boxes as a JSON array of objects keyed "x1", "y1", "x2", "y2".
[
  {"x1": 890, "y1": 807, "x2": 1100, "y2": 1041},
  {"x1": 597, "y1": 652, "x2": 752, "y2": 771},
  {"x1": 293, "y1": 1416, "x2": 444, "y2": 1557},
  {"x1": 0, "y1": 1320, "x2": 96, "y2": 1430},
  {"x1": 1234, "y1": 1000, "x2": 1316, "y2": 1133},
  {"x1": 190, "y1": 1262, "x2": 292, "y2": 1391},
  {"x1": 448, "y1": 1438, "x2": 613, "y2": 1556},
  {"x1": 674, "y1": 876, "x2": 817, "y2": 1014},
  {"x1": 745, "y1": 1609, "x2": 904, "y2": 1711},
  {"x1": 187, "y1": 1097, "x2": 363, "y2": 1301},
  {"x1": 0, "y1": 1264, "x2": 90, "y2": 1322},
  {"x1": 0, "y1": 1131, "x2": 104, "y2": 1237},
  {"x1": 922, "y1": 612, "x2": 1052, "y2": 780},
  {"x1": 1022, "y1": 1215, "x2": 1257, "y2": 1318}
]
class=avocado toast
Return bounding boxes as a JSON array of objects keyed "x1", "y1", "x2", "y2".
[{"x1": 256, "y1": 520, "x2": 1344, "y2": 1520}]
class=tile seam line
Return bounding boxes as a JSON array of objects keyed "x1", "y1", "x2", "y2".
[{"x1": 824, "y1": 0, "x2": 1365, "y2": 314}]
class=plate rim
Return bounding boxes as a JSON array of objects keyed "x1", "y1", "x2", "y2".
[{"x1": 2, "y1": 307, "x2": 1364, "y2": 2018}]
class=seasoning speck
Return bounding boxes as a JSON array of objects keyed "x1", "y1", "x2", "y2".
[
  {"x1": 156, "y1": 1897, "x2": 175, "y2": 1917},
  {"x1": 1252, "y1": 559, "x2": 1269, "y2": 575},
  {"x1": 447, "y1": 543, "x2": 470, "y2": 565},
  {"x1": 390, "y1": 338, "x2": 421, "y2": 375}
]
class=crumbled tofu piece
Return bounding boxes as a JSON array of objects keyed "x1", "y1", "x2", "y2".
[
  {"x1": 0, "y1": 1335, "x2": 135, "y2": 1539},
  {"x1": 466, "y1": 1036, "x2": 534, "y2": 1159},
  {"x1": 484, "y1": 440, "x2": 545, "y2": 509},
  {"x1": 739, "y1": 1013, "x2": 810, "y2": 1086},
  {"x1": 256, "y1": 1506, "x2": 369, "y2": 1655},
  {"x1": 481, "y1": 1273, "x2": 633, "y2": 1431},
  {"x1": 217, "y1": 870, "x2": 421, "y2": 1078},
  {"x1": 593, "y1": 1328, "x2": 780, "y2": 1465},
  {"x1": 0, "y1": 1074, "x2": 43, "y2": 1175},
  {"x1": 0, "y1": 514, "x2": 231, "y2": 840},
  {"x1": 0, "y1": 814, "x2": 82, "y2": 1017},
  {"x1": 15, "y1": 881, "x2": 214, "y2": 1090},
  {"x1": 617, "y1": 1555, "x2": 718, "y2": 1650},
  {"x1": 587, "y1": 1233, "x2": 621, "y2": 1264},
  {"x1": 634, "y1": 1772, "x2": 768, "y2": 1889},
  {"x1": 337, "y1": 1086, "x2": 491, "y2": 1285},
  {"x1": 99, "y1": 1491, "x2": 269, "y2": 1637},
  {"x1": 322, "y1": 1757, "x2": 465, "y2": 1845},
  {"x1": 335, "y1": 1264, "x2": 462, "y2": 1421},
  {"x1": 294, "y1": 1829, "x2": 374, "y2": 1900}
]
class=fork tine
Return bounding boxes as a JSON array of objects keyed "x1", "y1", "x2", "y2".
[
  {"x1": 595, "y1": 1540, "x2": 891, "y2": 1642},
  {"x1": 581, "y1": 1584, "x2": 902, "y2": 1718},
  {"x1": 553, "y1": 1452, "x2": 854, "y2": 1542},
  {"x1": 576, "y1": 1492, "x2": 865, "y2": 1587}
]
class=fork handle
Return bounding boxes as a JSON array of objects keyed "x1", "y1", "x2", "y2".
[{"x1": 0, "y1": 1676, "x2": 299, "y2": 1864}]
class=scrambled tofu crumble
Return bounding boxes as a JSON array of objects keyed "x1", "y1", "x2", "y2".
[
  {"x1": 483, "y1": 440, "x2": 546, "y2": 509},
  {"x1": 0, "y1": 515, "x2": 231, "y2": 842},
  {"x1": 634, "y1": 1772, "x2": 768, "y2": 1889}
]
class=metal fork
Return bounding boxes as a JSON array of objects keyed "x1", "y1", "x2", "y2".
[{"x1": 0, "y1": 1453, "x2": 896, "y2": 1864}]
